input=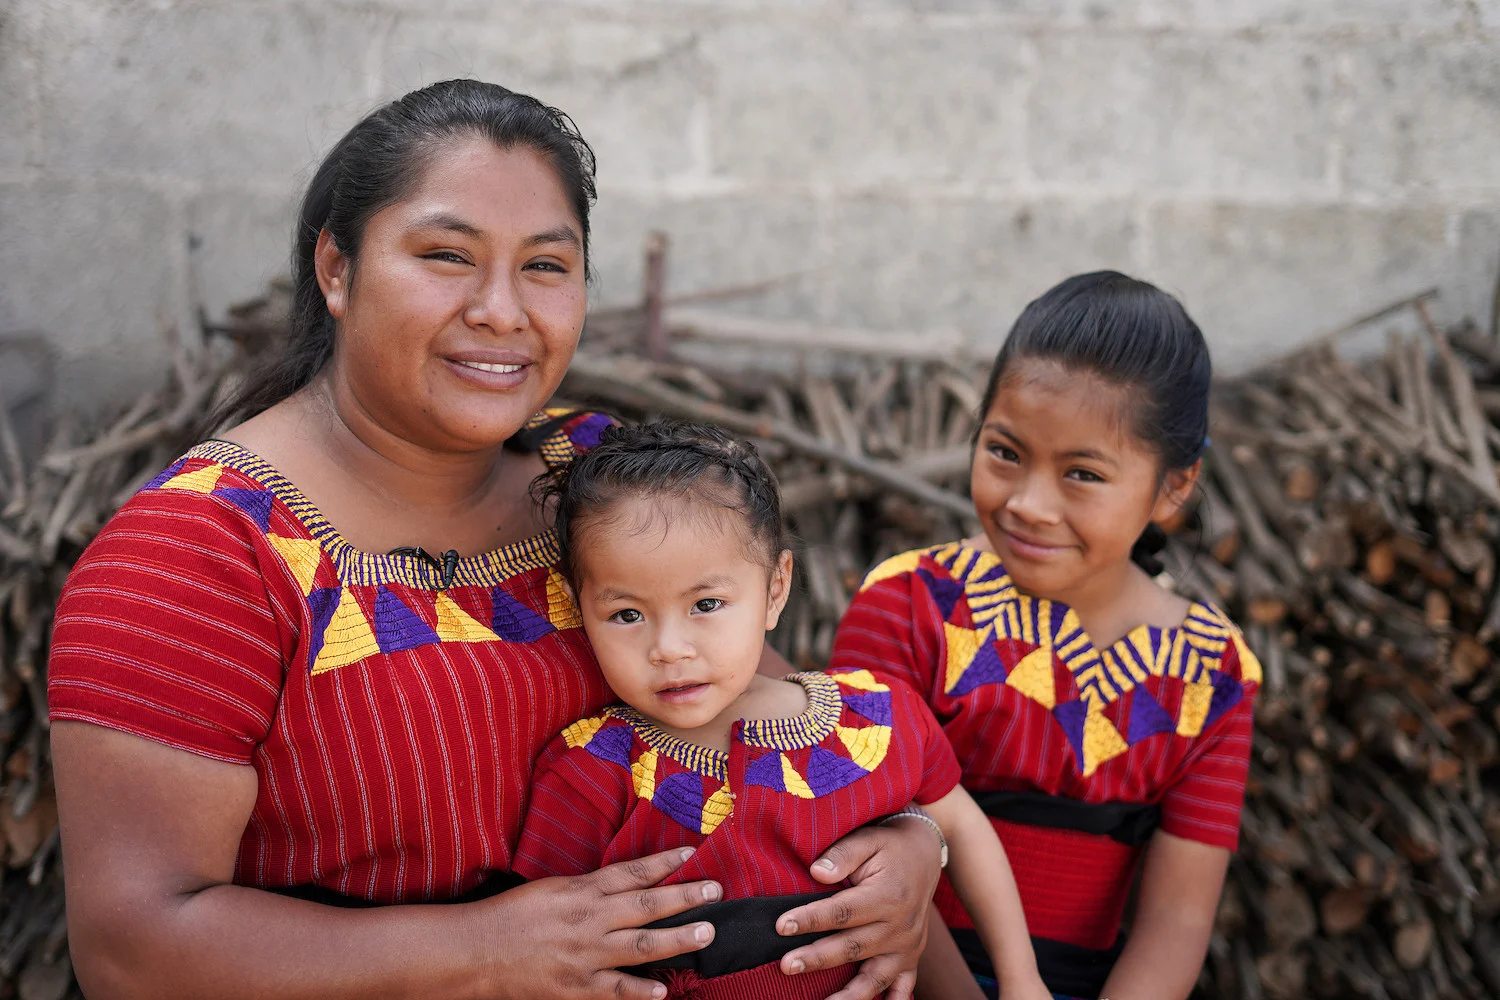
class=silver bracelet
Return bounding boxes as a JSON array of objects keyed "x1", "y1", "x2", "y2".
[{"x1": 877, "y1": 805, "x2": 948, "y2": 868}]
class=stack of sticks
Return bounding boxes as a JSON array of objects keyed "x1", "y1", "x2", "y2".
[{"x1": 1, "y1": 246, "x2": 1498, "y2": 998}]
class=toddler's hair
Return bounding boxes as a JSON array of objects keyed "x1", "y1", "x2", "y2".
[
  {"x1": 542, "y1": 420, "x2": 790, "y2": 589},
  {"x1": 980, "y1": 271, "x2": 1212, "y2": 574}
]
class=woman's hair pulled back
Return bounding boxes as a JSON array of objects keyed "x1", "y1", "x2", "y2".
[
  {"x1": 543, "y1": 421, "x2": 790, "y2": 591},
  {"x1": 979, "y1": 271, "x2": 1212, "y2": 575},
  {"x1": 222, "y1": 79, "x2": 596, "y2": 423}
]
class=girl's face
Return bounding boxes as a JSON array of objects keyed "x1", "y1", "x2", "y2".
[
  {"x1": 574, "y1": 496, "x2": 793, "y2": 731},
  {"x1": 970, "y1": 358, "x2": 1195, "y2": 604},
  {"x1": 316, "y1": 137, "x2": 587, "y2": 451}
]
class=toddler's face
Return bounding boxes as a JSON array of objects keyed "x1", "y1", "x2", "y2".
[
  {"x1": 573, "y1": 495, "x2": 792, "y2": 730},
  {"x1": 970, "y1": 358, "x2": 1194, "y2": 601}
]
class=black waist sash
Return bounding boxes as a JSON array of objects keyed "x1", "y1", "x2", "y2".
[
  {"x1": 271, "y1": 877, "x2": 833, "y2": 981},
  {"x1": 962, "y1": 790, "x2": 1161, "y2": 997}
]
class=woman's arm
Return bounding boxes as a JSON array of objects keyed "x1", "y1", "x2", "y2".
[
  {"x1": 922, "y1": 790, "x2": 1047, "y2": 999},
  {"x1": 55, "y1": 722, "x2": 720, "y2": 1000},
  {"x1": 915, "y1": 906, "x2": 986, "y2": 1000},
  {"x1": 1097, "y1": 831, "x2": 1229, "y2": 1000}
]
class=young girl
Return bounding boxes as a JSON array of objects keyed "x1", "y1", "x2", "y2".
[
  {"x1": 513, "y1": 421, "x2": 1047, "y2": 1000},
  {"x1": 831, "y1": 272, "x2": 1260, "y2": 1000}
]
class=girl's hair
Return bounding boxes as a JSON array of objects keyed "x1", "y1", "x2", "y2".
[
  {"x1": 542, "y1": 421, "x2": 790, "y2": 590},
  {"x1": 217, "y1": 79, "x2": 597, "y2": 425},
  {"x1": 979, "y1": 271, "x2": 1211, "y2": 575}
]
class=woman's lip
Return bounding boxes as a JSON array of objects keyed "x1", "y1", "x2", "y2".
[
  {"x1": 999, "y1": 527, "x2": 1069, "y2": 559},
  {"x1": 443, "y1": 357, "x2": 532, "y2": 389}
]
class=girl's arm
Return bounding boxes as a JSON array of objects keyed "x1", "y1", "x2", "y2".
[
  {"x1": 53, "y1": 721, "x2": 720, "y2": 1000},
  {"x1": 916, "y1": 906, "x2": 986, "y2": 1000},
  {"x1": 922, "y1": 788, "x2": 1049, "y2": 999},
  {"x1": 1097, "y1": 831, "x2": 1229, "y2": 1000}
]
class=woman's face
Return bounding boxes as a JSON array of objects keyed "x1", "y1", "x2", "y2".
[{"x1": 318, "y1": 136, "x2": 587, "y2": 451}]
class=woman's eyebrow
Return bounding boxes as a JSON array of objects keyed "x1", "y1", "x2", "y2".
[
  {"x1": 408, "y1": 211, "x2": 484, "y2": 238},
  {"x1": 522, "y1": 226, "x2": 583, "y2": 252}
]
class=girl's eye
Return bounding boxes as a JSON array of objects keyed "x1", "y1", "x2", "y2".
[
  {"x1": 988, "y1": 443, "x2": 1020, "y2": 463},
  {"x1": 608, "y1": 609, "x2": 643, "y2": 624},
  {"x1": 693, "y1": 598, "x2": 724, "y2": 614},
  {"x1": 424, "y1": 251, "x2": 468, "y2": 265},
  {"x1": 1067, "y1": 469, "x2": 1105, "y2": 484}
]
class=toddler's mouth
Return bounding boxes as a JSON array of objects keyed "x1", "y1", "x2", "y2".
[{"x1": 655, "y1": 682, "x2": 710, "y2": 704}]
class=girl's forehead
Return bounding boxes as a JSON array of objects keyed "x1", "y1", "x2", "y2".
[{"x1": 988, "y1": 361, "x2": 1141, "y2": 455}]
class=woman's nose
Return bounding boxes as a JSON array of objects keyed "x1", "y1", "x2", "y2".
[{"x1": 464, "y1": 269, "x2": 527, "y2": 333}]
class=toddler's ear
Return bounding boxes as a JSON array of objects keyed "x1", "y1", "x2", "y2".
[
  {"x1": 764, "y1": 550, "x2": 795, "y2": 630},
  {"x1": 1152, "y1": 458, "x2": 1202, "y2": 525}
]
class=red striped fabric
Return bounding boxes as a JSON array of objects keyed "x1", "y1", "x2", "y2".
[
  {"x1": 828, "y1": 542, "x2": 1258, "y2": 951},
  {"x1": 48, "y1": 412, "x2": 616, "y2": 903}
]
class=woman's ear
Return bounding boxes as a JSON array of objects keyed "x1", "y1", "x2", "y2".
[
  {"x1": 314, "y1": 229, "x2": 350, "y2": 320},
  {"x1": 764, "y1": 550, "x2": 795, "y2": 631},
  {"x1": 1151, "y1": 459, "x2": 1202, "y2": 525}
]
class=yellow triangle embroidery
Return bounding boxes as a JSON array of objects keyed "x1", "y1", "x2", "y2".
[
  {"x1": 860, "y1": 550, "x2": 923, "y2": 591},
  {"x1": 562, "y1": 716, "x2": 606, "y2": 750},
  {"x1": 632, "y1": 749, "x2": 659, "y2": 800},
  {"x1": 1231, "y1": 633, "x2": 1263, "y2": 685},
  {"x1": 434, "y1": 593, "x2": 500, "y2": 644},
  {"x1": 311, "y1": 589, "x2": 382, "y2": 675},
  {"x1": 267, "y1": 534, "x2": 324, "y2": 596},
  {"x1": 1177, "y1": 676, "x2": 1214, "y2": 738},
  {"x1": 161, "y1": 463, "x2": 225, "y2": 494},
  {"x1": 836, "y1": 724, "x2": 892, "y2": 772},
  {"x1": 1081, "y1": 701, "x2": 1130, "y2": 777},
  {"x1": 780, "y1": 754, "x2": 815, "y2": 799},
  {"x1": 546, "y1": 570, "x2": 582, "y2": 630},
  {"x1": 1005, "y1": 647, "x2": 1056, "y2": 709},
  {"x1": 831, "y1": 669, "x2": 889, "y2": 694},
  {"x1": 943, "y1": 622, "x2": 983, "y2": 694},
  {"x1": 701, "y1": 784, "x2": 734, "y2": 835}
]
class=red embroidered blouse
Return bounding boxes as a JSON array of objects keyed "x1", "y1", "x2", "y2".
[
  {"x1": 48, "y1": 411, "x2": 618, "y2": 903},
  {"x1": 829, "y1": 542, "x2": 1259, "y2": 953}
]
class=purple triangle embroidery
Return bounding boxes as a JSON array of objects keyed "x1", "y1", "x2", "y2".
[
  {"x1": 840, "y1": 690, "x2": 893, "y2": 727},
  {"x1": 213, "y1": 487, "x2": 274, "y2": 533},
  {"x1": 949, "y1": 640, "x2": 1008, "y2": 698},
  {"x1": 1053, "y1": 699, "x2": 1088, "y2": 766},
  {"x1": 305, "y1": 587, "x2": 342, "y2": 670},
  {"x1": 1203, "y1": 671, "x2": 1244, "y2": 731},
  {"x1": 372, "y1": 587, "x2": 440, "y2": 654},
  {"x1": 653, "y1": 771, "x2": 706, "y2": 832},
  {"x1": 744, "y1": 750, "x2": 786, "y2": 791},
  {"x1": 570, "y1": 412, "x2": 615, "y2": 451},
  {"x1": 490, "y1": 587, "x2": 555, "y2": 643},
  {"x1": 142, "y1": 459, "x2": 188, "y2": 492},
  {"x1": 1125, "y1": 688, "x2": 1176, "y2": 744},
  {"x1": 917, "y1": 568, "x2": 966, "y2": 620},
  {"x1": 804, "y1": 746, "x2": 870, "y2": 797},
  {"x1": 585, "y1": 723, "x2": 634, "y2": 770}
]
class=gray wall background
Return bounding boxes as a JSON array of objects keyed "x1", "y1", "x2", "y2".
[{"x1": 4, "y1": 0, "x2": 1500, "y2": 410}]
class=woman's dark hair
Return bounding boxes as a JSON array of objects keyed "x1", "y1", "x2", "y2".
[
  {"x1": 978, "y1": 271, "x2": 1211, "y2": 575},
  {"x1": 541, "y1": 421, "x2": 791, "y2": 590},
  {"x1": 217, "y1": 79, "x2": 596, "y2": 425}
]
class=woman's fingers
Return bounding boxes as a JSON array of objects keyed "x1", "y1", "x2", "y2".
[
  {"x1": 818, "y1": 954, "x2": 907, "y2": 1000},
  {"x1": 590, "y1": 847, "x2": 695, "y2": 895},
  {"x1": 602, "y1": 878, "x2": 722, "y2": 930},
  {"x1": 594, "y1": 971, "x2": 671, "y2": 1000},
  {"x1": 777, "y1": 881, "x2": 871, "y2": 937},
  {"x1": 604, "y1": 920, "x2": 715, "y2": 968},
  {"x1": 805, "y1": 827, "x2": 879, "y2": 883},
  {"x1": 779, "y1": 920, "x2": 887, "y2": 976}
]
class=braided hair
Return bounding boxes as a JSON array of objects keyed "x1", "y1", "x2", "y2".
[{"x1": 541, "y1": 420, "x2": 790, "y2": 590}]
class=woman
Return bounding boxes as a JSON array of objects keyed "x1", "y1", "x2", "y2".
[{"x1": 47, "y1": 80, "x2": 940, "y2": 1000}]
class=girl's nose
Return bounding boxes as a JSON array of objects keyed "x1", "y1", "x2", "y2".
[
  {"x1": 649, "y1": 624, "x2": 695, "y2": 666},
  {"x1": 1004, "y1": 476, "x2": 1062, "y2": 525},
  {"x1": 464, "y1": 268, "x2": 527, "y2": 334}
]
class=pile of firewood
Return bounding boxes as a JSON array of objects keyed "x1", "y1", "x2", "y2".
[{"x1": 2, "y1": 239, "x2": 1498, "y2": 999}]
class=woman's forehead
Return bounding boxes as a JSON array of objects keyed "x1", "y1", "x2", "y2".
[{"x1": 382, "y1": 136, "x2": 581, "y2": 239}]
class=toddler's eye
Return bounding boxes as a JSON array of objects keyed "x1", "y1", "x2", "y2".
[
  {"x1": 608, "y1": 609, "x2": 644, "y2": 624},
  {"x1": 693, "y1": 598, "x2": 724, "y2": 614}
]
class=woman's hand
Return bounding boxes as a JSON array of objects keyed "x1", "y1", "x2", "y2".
[
  {"x1": 774, "y1": 817, "x2": 943, "y2": 1000},
  {"x1": 482, "y1": 849, "x2": 721, "y2": 1000}
]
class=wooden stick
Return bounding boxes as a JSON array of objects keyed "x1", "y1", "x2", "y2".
[
  {"x1": 642, "y1": 231, "x2": 669, "y2": 363},
  {"x1": 1419, "y1": 300, "x2": 1498, "y2": 497}
]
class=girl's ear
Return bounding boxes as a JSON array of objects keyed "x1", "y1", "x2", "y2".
[
  {"x1": 764, "y1": 550, "x2": 795, "y2": 631},
  {"x1": 314, "y1": 229, "x2": 350, "y2": 320},
  {"x1": 1151, "y1": 458, "x2": 1201, "y2": 526}
]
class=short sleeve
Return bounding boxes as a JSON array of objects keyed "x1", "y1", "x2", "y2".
[
  {"x1": 900, "y1": 685, "x2": 963, "y2": 806},
  {"x1": 829, "y1": 552, "x2": 944, "y2": 701},
  {"x1": 513, "y1": 729, "x2": 633, "y2": 879},
  {"x1": 47, "y1": 490, "x2": 288, "y2": 765},
  {"x1": 1158, "y1": 641, "x2": 1258, "y2": 850}
]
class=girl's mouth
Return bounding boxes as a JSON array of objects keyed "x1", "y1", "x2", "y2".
[
  {"x1": 999, "y1": 527, "x2": 1069, "y2": 561},
  {"x1": 655, "y1": 682, "x2": 710, "y2": 704}
]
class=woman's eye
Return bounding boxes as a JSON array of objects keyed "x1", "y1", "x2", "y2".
[
  {"x1": 424, "y1": 251, "x2": 468, "y2": 265},
  {"x1": 608, "y1": 609, "x2": 643, "y2": 624},
  {"x1": 693, "y1": 598, "x2": 724, "y2": 614},
  {"x1": 525, "y1": 260, "x2": 567, "y2": 274}
]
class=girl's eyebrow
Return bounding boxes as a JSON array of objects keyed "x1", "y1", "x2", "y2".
[{"x1": 684, "y1": 575, "x2": 736, "y2": 596}]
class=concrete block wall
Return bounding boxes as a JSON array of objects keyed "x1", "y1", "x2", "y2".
[{"x1": 2, "y1": 0, "x2": 1499, "y2": 409}]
